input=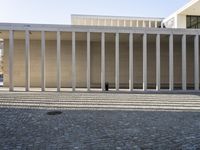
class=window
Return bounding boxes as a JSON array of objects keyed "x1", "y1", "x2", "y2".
[{"x1": 187, "y1": 15, "x2": 200, "y2": 29}]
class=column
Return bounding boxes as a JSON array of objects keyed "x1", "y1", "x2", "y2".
[
  {"x1": 129, "y1": 33, "x2": 133, "y2": 91},
  {"x1": 156, "y1": 34, "x2": 160, "y2": 91},
  {"x1": 143, "y1": 33, "x2": 147, "y2": 91},
  {"x1": 149, "y1": 21, "x2": 151, "y2": 28},
  {"x1": 169, "y1": 34, "x2": 174, "y2": 91},
  {"x1": 136, "y1": 20, "x2": 139, "y2": 27},
  {"x1": 115, "y1": 33, "x2": 119, "y2": 91},
  {"x1": 25, "y1": 30, "x2": 30, "y2": 91},
  {"x1": 9, "y1": 30, "x2": 14, "y2": 91},
  {"x1": 41, "y1": 31, "x2": 45, "y2": 91},
  {"x1": 124, "y1": 20, "x2": 126, "y2": 27},
  {"x1": 155, "y1": 21, "x2": 158, "y2": 28},
  {"x1": 72, "y1": 32, "x2": 76, "y2": 91},
  {"x1": 143, "y1": 21, "x2": 145, "y2": 27},
  {"x1": 130, "y1": 20, "x2": 133, "y2": 27},
  {"x1": 101, "y1": 32, "x2": 105, "y2": 91},
  {"x1": 182, "y1": 34, "x2": 187, "y2": 91},
  {"x1": 194, "y1": 34, "x2": 199, "y2": 91},
  {"x1": 57, "y1": 31, "x2": 61, "y2": 92},
  {"x1": 87, "y1": 32, "x2": 90, "y2": 91}
]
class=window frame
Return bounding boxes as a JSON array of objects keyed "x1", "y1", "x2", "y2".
[{"x1": 187, "y1": 15, "x2": 200, "y2": 29}]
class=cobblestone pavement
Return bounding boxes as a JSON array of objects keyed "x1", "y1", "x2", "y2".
[{"x1": 1, "y1": 92, "x2": 200, "y2": 149}]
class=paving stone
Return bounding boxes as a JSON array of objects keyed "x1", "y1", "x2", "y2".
[{"x1": 0, "y1": 92, "x2": 200, "y2": 149}]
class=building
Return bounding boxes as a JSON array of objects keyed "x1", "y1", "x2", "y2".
[
  {"x1": 71, "y1": 14, "x2": 163, "y2": 28},
  {"x1": 0, "y1": 0, "x2": 200, "y2": 92}
]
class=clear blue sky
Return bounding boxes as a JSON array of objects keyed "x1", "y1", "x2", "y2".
[{"x1": 0, "y1": 0, "x2": 190, "y2": 24}]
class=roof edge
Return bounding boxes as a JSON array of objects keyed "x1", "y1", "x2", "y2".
[{"x1": 71, "y1": 14, "x2": 164, "y2": 21}]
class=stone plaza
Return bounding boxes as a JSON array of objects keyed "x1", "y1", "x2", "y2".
[{"x1": 0, "y1": 92, "x2": 200, "y2": 149}]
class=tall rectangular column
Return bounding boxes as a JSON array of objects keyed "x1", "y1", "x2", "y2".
[
  {"x1": 129, "y1": 33, "x2": 133, "y2": 91},
  {"x1": 169, "y1": 34, "x2": 174, "y2": 91},
  {"x1": 25, "y1": 30, "x2": 30, "y2": 91},
  {"x1": 149, "y1": 21, "x2": 151, "y2": 28},
  {"x1": 182, "y1": 34, "x2": 187, "y2": 91},
  {"x1": 72, "y1": 32, "x2": 76, "y2": 91},
  {"x1": 195, "y1": 34, "x2": 199, "y2": 91},
  {"x1": 57, "y1": 31, "x2": 61, "y2": 92},
  {"x1": 41, "y1": 31, "x2": 46, "y2": 91},
  {"x1": 123, "y1": 20, "x2": 126, "y2": 27},
  {"x1": 136, "y1": 20, "x2": 139, "y2": 27},
  {"x1": 143, "y1": 33, "x2": 147, "y2": 91},
  {"x1": 130, "y1": 21, "x2": 133, "y2": 27},
  {"x1": 101, "y1": 32, "x2": 105, "y2": 91},
  {"x1": 156, "y1": 34, "x2": 160, "y2": 91},
  {"x1": 87, "y1": 32, "x2": 90, "y2": 91},
  {"x1": 9, "y1": 30, "x2": 14, "y2": 91},
  {"x1": 115, "y1": 33, "x2": 119, "y2": 91},
  {"x1": 143, "y1": 21, "x2": 145, "y2": 27},
  {"x1": 155, "y1": 21, "x2": 158, "y2": 28}
]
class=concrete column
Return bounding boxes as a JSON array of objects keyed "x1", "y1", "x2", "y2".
[
  {"x1": 129, "y1": 33, "x2": 133, "y2": 91},
  {"x1": 182, "y1": 34, "x2": 187, "y2": 91},
  {"x1": 136, "y1": 20, "x2": 139, "y2": 27},
  {"x1": 124, "y1": 20, "x2": 126, "y2": 27},
  {"x1": 72, "y1": 32, "x2": 76, "y2": 91},
  {"x1": 156, "y1": 34, "x2": 160, "y2": 91},
  {"x1": 195, "y1": 34, "x2": 199, "y2": 91},
  {"x1": 87, "y1": 32, "x2": 90, "y2": 91},
  {"x1": 143, "y1": 33, "x2": 147, "y2": 91},
  {"x1": 155, "y1": 21, "x2": 158, "y2": 28},
  {"x1": 169, "y1": 34, "x2": 174, "y2": 91},
  {"x1": 115, "y1": 33, "x2": 119, "y2": 91},
  {"x1": 9, "y1": 30, "x2": 14, "y2": 91},
  {"x1": 25, "y1": 30, "x2": 30, "y2": 91},
  {"x1": 56, "y1": 31, "x2": 61, "y2": 92},
  {"x1": 41, "y1": 31, "x2": 46, "y2": 91},
  {"x1": 101, "y1": 32, "x2": 105, "y2": 91},
  {"x1": 143, "y1": 21, "x2": 145, "y2": 27},
  {"x1": 130, "y1": 20, "x2": 133, "y2": 27},
  {"x1": 149, "y1": 21, "x2": 151, "y2": 28}
]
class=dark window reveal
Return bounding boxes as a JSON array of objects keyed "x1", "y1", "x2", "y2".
[{"x1": 187, "y1": 15, "x2": 200, "y2": 29}]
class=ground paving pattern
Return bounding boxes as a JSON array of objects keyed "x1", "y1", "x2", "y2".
[{"x1": 1, "y1": 92, "x2": 200, "y2": 149}]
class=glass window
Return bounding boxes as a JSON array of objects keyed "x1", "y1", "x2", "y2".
[
  {"x1": 187, "y1": 15, "x2": 200, "y2": 29},
  {"x1": 187, "y1": 16, "x2": 191, "y2": 28}
]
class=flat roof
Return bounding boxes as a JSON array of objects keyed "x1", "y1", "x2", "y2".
[{"x1": 0, "y1": 22, "x2": 199, "y2": 37}]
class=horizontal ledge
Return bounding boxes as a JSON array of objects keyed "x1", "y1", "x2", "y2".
[{"x1": 0, "y1": 23, "x2": 200, "y2": 35}]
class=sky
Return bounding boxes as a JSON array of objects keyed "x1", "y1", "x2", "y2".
[{"x1": 0, "y1": 0, "x2": 191, "y2": 25}]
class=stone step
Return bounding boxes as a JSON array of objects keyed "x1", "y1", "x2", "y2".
[
  {"x1": 2, "y1": 99, "x2": 200, "y2": 105},
  {"x1": 1, "y1": 103, "x2": 200, "y2": 111},
  {"x1": 1, "y1": 100, "x2": 200, "y2": 107}
]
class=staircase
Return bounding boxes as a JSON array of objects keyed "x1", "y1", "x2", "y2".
[{"x1": 0, "y1": 92, "x2": 200, "y2": 111}]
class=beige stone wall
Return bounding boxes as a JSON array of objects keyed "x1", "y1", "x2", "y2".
[{"x1": 3, "y1": 36, "x2": 197, "y2": 89}]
